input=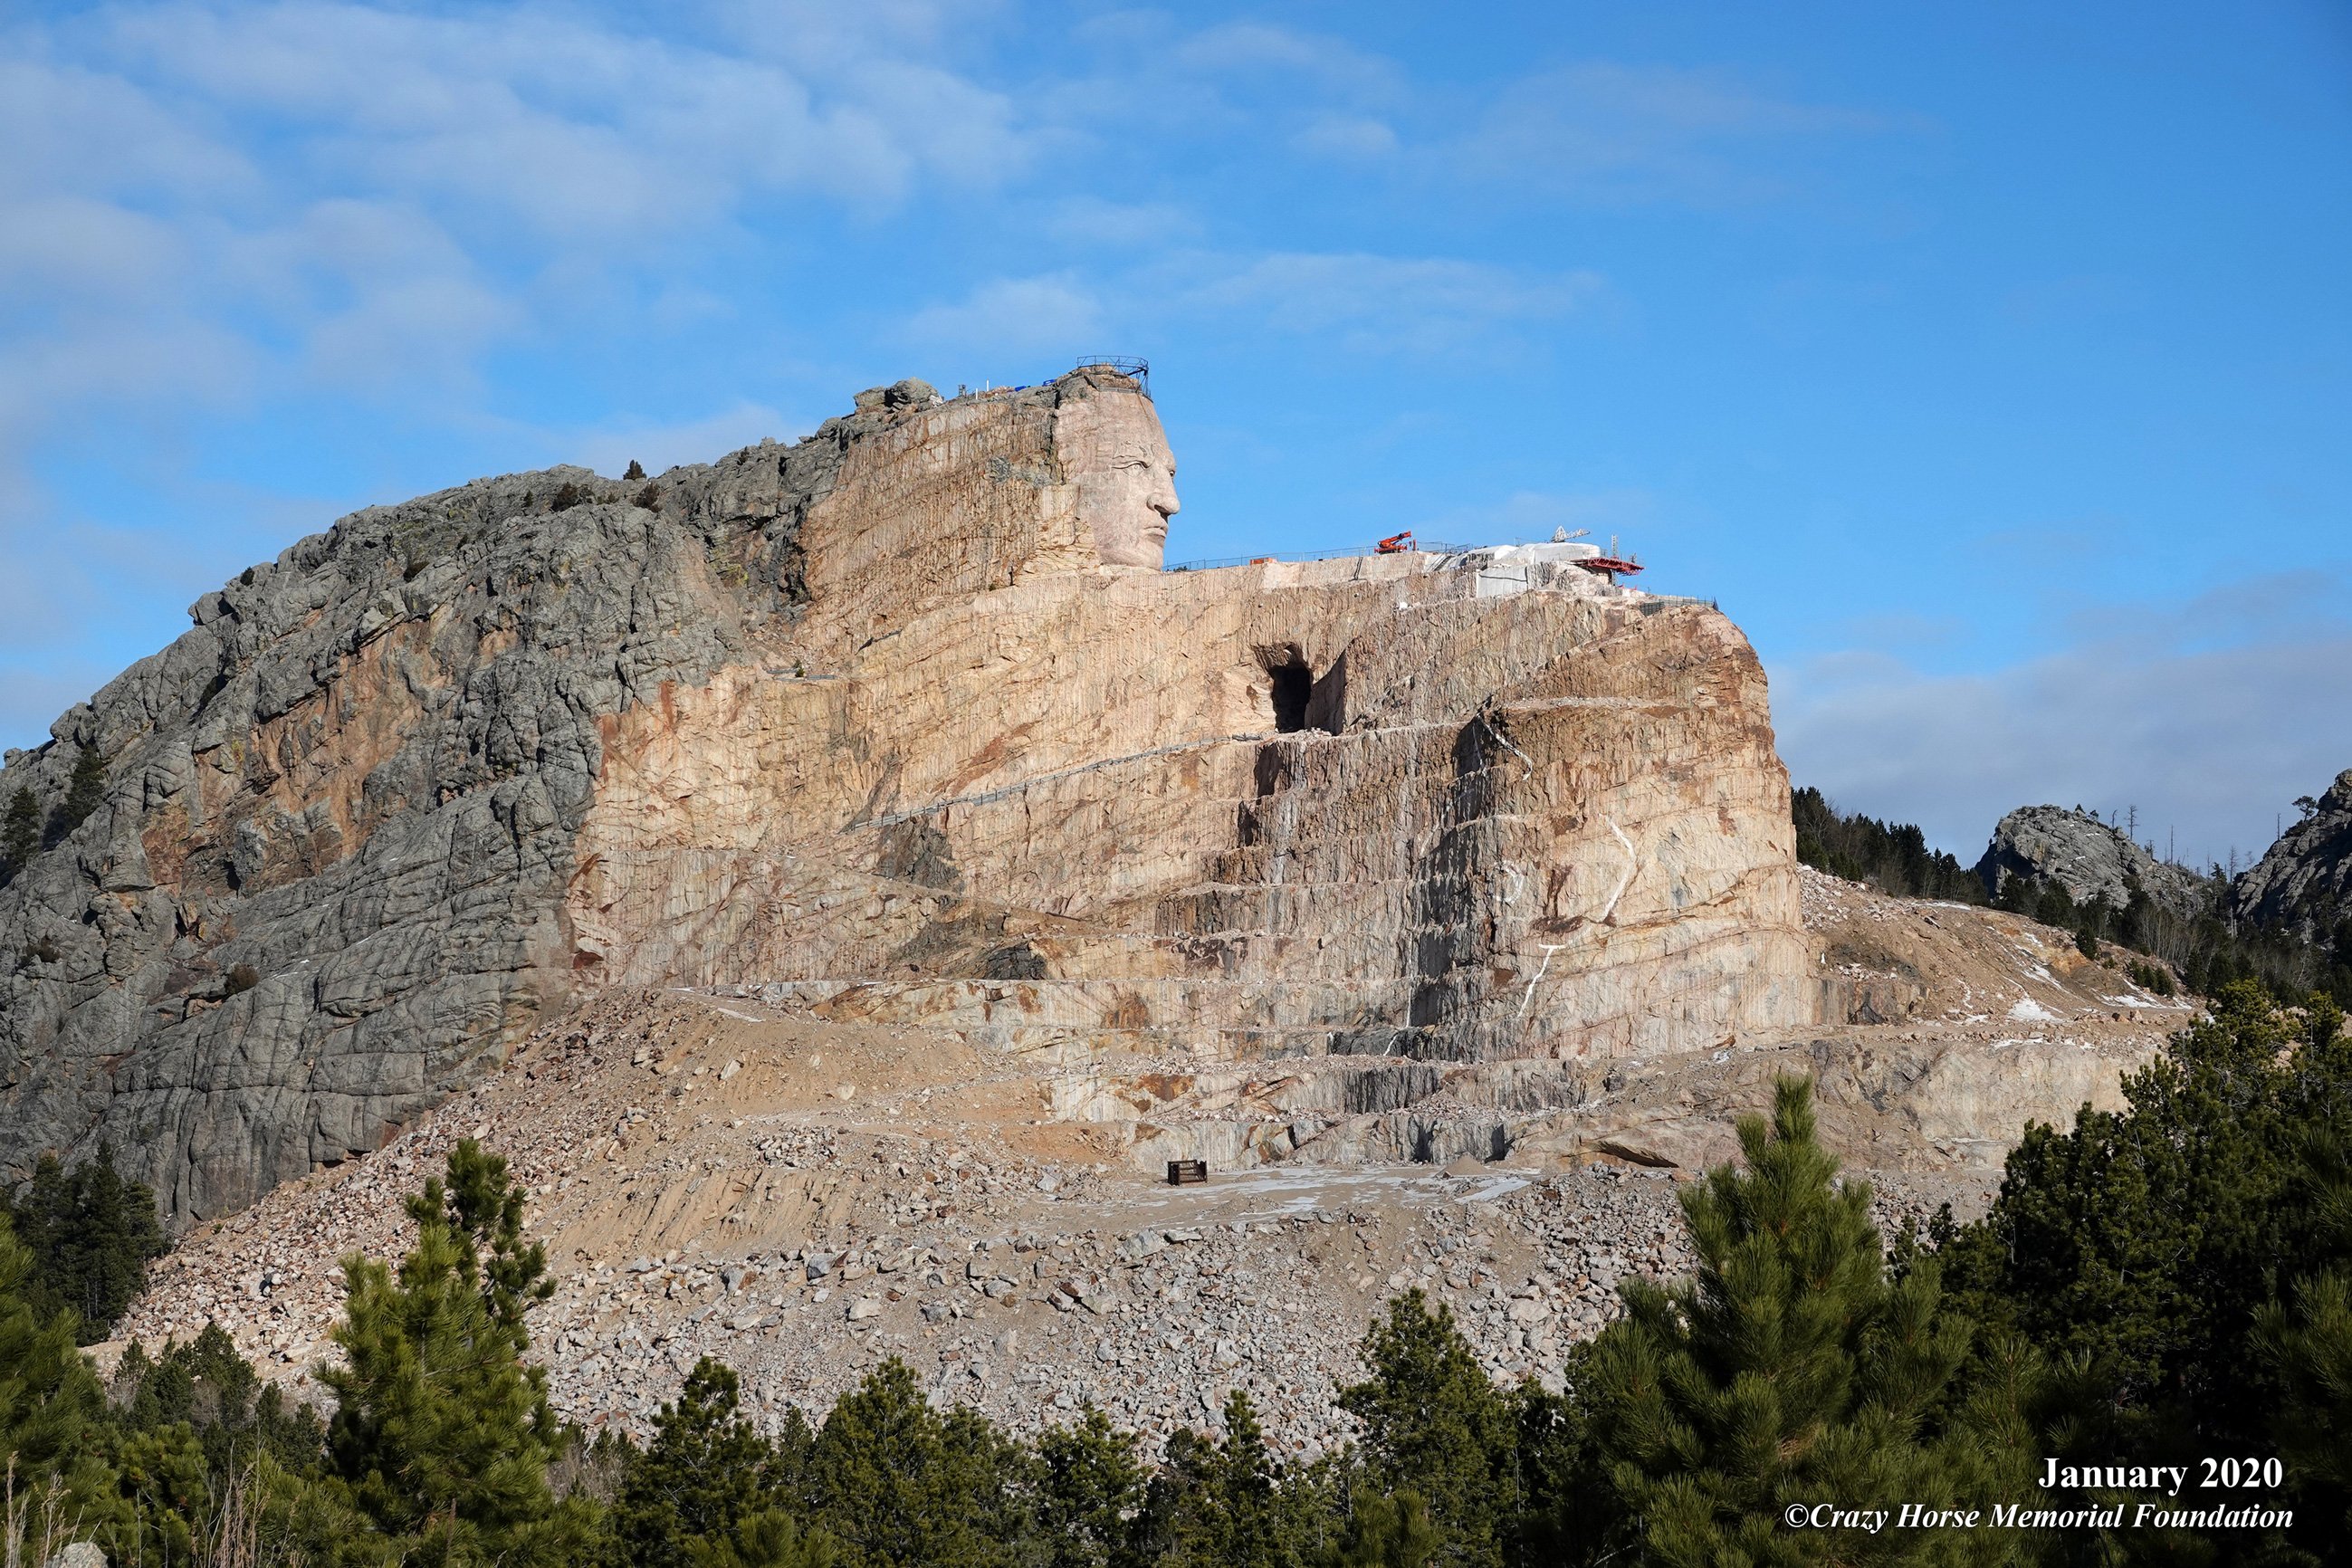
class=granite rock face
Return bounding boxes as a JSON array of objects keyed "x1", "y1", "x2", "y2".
[
  {"x1": 2227, "y1": 768, "x2": 2352, "y2": 943},
  {"x1": 1973, "y1": 804, "x2": 2212, "y2": 917},
  {"x1": 0, "y1": 428, "x2": 858, "y2": 1223},
  {"x1": 1, "y1": 371, "x2": 1818, "y2": 1225}
]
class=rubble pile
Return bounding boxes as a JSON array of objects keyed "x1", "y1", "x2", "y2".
[{"x1": 115, "y1": 980, "x2": 2003, "y2": 1457}]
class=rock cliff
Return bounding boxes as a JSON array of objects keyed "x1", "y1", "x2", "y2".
[
  {"x1": 2, "y1": 368, "x2": 1815, "y2": 1227},
  {"x1": 2226, "y1": 768, "x2": 2352, "y2": 943},
  {"x1": 1973, "y1": 804, "x2": 2211, "y2": 916}
]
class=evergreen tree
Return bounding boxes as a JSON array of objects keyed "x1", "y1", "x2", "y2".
[
  {"x1": 1336, "y1": 1292, "x2": 1521, "y2": 1568},
  {"x1": 1790, "y1": 788, "x2": 1984, "y2": 904},
  {"x1": 0, "y1": 1213, "x2": 109, "y2": 1479},
  {"x1": 1136, "y1": 1391, "x2": 1330, "y2": 1568},
  {"x1": 2251, "y1": 1128, "x2": 2352, "y2": 1550},
  {"x1": 319, "y1": 1139, "x2": 592, "y2": 1568},
  {"x1": 1583, "y1": 1076, "x2": 2036, "y2": 1566},
  {"x1": 1938, "y1": 985, "x2": 2350, "y2": 1439},
  {"x1": 44, "y1": 744, "x2": 107, "y2": 847},
  {"x1": 1032, "y1": 1406, "x2": 1147, "y2": 1568},
  {"x1": 794, "y1": 1359, "x2": 1029, "y2": 1568},
  {"x1": 612, "y1": 1356, "x2": 827, "y2": 1568},
  {"x1": 5, "y1": 1144, "x2": 167, "y2": 1342},
  {"x1": 0, "y1": 1211, "x2": 126, "y2": 1565},
  {"x1": 2, "y1": 785, "x2": 37, "y2": 881},
  {"x1": 1320, "y1": 1490, "x2": 1438, "y2": 1568},
  {"x1": 111, "y1": 1323, "x2": 326, "y2": 1488}
]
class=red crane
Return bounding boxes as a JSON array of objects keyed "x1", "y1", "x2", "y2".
[{"x1": 1375, "y1": 531, "x2": 1414, "y2": 554}]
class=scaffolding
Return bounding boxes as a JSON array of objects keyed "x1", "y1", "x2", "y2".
[{"x1": 1074, "y1": 355, "x2": 1150, "y2": 396}]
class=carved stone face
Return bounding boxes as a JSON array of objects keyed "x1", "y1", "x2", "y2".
[{"x1": 1055, "y1": 387, "x2": 1179, "y2": 569}]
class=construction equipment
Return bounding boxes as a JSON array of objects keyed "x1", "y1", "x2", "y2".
[{"x1": 1375, "y1": 531, "x2": 1415, "y2": 554}]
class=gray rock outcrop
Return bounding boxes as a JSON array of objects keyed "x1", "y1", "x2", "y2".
[
  {"x1": 2226, "y1": 769, "x2": 2352, "y2": 943},
  {"x1": 1973, "y1": 804, "x2": 2211, "y2": 917},
  {"x1": 0, "y1": 425, "x2": 867, "y2": 1225}
]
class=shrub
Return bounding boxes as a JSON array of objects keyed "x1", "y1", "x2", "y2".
[
  {"x1": 626, "y1": 460, "x2": 646, "y2": 481},
  {"x1": 225, "y1": 962, "x2": 261, "y2": 995},
  {"x1": 551, "y1": 482, "x2": 585, "y2": 512}
]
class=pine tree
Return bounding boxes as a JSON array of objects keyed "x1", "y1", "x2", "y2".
[
  {"x1": 2252, "y1": 1128, "x2": 2352, "y2": 1544},
  {"x1": 1336, "y1": 1291, "x2": 1521, "y2": 1568},
  {"x1": 0, "y1": 1212, "x2": 120, "y2": 1544},
  {"x1": 612, "y1": 1356, "x2": 827, "y2": 1568},
  {"x1": 1583, "y1": 1076, "x2": 2036, "y2": 1566},
  {"x1": 1143, "y1": 1391, "x2": 1324, "y2": 1568},
  {"x1": 319, "y1": 1139, "x2": 592, "y2": 1568},
  {"x1": 1937, "y1": 984, "x2": 2351, "y2": 1438},
  {"x1": 4, "y1": 1144, "x2": 167, "y2": 1342},
  {"x1": 1032, "y1": 1406, "x2": 1146, "y2": 1568},
  {"x1": 44, "y1": 744, "x2": 107, "y2": 846},
  {"x1": 2, "y1": 785, "x2": 37, "y2": 880},
  {"x1": 1320, "y1": 1490, "x2": 1438, "y2": 1568},
  {"x1": 794, "y1": 1359, "x2": 1028, "y2": 1568}
]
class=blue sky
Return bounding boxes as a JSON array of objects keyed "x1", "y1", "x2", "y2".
[{"x1": 5, "y1": 0, "x2": 2347, "y2": 869}]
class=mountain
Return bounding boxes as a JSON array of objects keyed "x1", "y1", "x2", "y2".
[
  {"x1": 2227, "y1": 767, "x2": 2352, "y2": 945},
  {"x1": 0, "y1": 367, "x2": 1816, "y2": 1228}
]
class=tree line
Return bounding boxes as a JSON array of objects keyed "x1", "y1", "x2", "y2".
[
  {"x1": 1791, "y1": 787, "x2": 1987, "y2": 904},
  {"x1": 1991, "y1": 873, "x2": 2352, "y2": 1009},
  {"x1": 1793, "y1": 784, "x2": 2352, "y2": 1007},
  {"x1": 5, "y1": 985, "x2": 2347, "y2": 1566}
]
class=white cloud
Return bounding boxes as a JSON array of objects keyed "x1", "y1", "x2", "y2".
[
  {"x1": 1166, "y1": 252, "x2": 1610, "y2": 354},
  {"x1": 1294, "y1": 113, "x2": 1399, "y2": 159},
  {"x1": 1171, "y1": 21, "x2": 1402, "y2": 100},
  {"x1": 0, "y1": 0, "x2": 1040, "y2": 751},
  {"x1": 1044, "y1": 196, "x2": 1203, "y2": 249},
  {"x1": 899, "y1": 251, "x2": 1610, "y2": 366},
  {"x1": 899, "y1": 273, "x2": 1106, "y2": 357},
  {"x1": 1774, "y1": 576, "x2": 2352, "y2": 869},
  {"x1": 1440, "y1": 62, "x2": 1892, "y2": 206}
]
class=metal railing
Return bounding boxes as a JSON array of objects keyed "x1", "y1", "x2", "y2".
[{"x1": 1075, "y1": 356, "x2": 1150, "y2": 396}]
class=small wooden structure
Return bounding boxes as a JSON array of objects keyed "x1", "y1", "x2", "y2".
[{"x1": 1166, "y1": 1160, "x2": 1209, "y2": 1186}]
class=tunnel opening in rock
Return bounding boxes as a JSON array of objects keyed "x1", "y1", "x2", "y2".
[{"x1": 1270, "y1": 664, "x2": 1312, "y2": 732}]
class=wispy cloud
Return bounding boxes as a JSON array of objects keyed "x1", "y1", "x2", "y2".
[
  {"x1": 1774, "y1": 573, "x2": 2352, "y2": 867},
  {"x1": 899, "y1": 272, "x2": 1107, "y2": 357},
  {"x1": 0, "y1": 0, "x2": 1035, "y2": 727},
  {"x1": 1437, "y1": 62, "x2": 1896, "y2": 206},
  {"x1": 902, "y1": 250, "x2": 1610, "y2": 365}
]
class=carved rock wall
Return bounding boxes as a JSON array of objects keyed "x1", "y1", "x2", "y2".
[{"x1": 0, "y1": 378, "x2": 1816, "y2": 1223}]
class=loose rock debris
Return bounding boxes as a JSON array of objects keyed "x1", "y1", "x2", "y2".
[{"x1": 115, "y1": 985, "x2": 2003, "y2": 1459}]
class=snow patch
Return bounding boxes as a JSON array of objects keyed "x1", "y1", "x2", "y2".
[{"x1": 2007, "y1": 999, "x2": 2060, "y2": 1023}]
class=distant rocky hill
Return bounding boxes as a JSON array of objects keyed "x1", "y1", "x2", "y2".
[
  {"x1": 0, "y1": 367, "x2": 1817, "y2": 1229},
  {"x1": 1972, "y1": 804, "x2": 2213, "y2": 917},
  {"x1": 2227, "y1": 768, "x2": 2352, "y2": 944}
]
